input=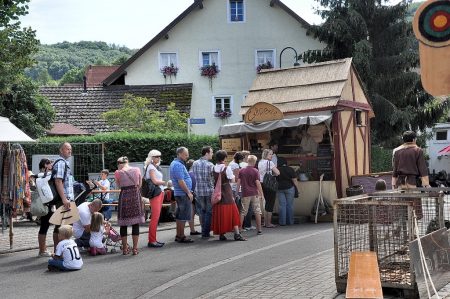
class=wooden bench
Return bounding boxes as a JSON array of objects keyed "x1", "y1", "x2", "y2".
[{"x1": 346, "y1": 251, "x2": 383, "y2": 299}]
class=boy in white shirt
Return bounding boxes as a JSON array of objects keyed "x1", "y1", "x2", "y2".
[
  {"x1": 95, "y1": 169, "x2": 112, "y2": 220},
  {"x1": 48, "y1": 225, "x2": 83, "y2": 271}
]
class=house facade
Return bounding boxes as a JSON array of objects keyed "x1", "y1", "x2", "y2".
[{"x1": 104, "y1": 0, "x2": 323, "y2": 135}]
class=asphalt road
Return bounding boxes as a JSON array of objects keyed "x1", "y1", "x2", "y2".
[{"x1": 0, "y1": 222, "x2": 334, "y2": 299}]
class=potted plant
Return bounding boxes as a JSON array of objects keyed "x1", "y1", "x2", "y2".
[
  {"x1": 256, "y1": 61, "x2": 273, "y2": 73},
  {"x1": 161, "y1": 63, "x2": 178, "y2": 83},
  {"x1": 200, "y1": 63, "x2": 219, "y2": 90},
  {"x1": 214, "y1": 109, "x2": 232, "y2": 119}
]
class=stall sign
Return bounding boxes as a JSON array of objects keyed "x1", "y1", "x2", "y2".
[
  {"x1": 222, "y1": 138, "x2": 242, "y2": 152},
  {"x1": 244, "y1": 102, "x2": 283, "y2": 123}
]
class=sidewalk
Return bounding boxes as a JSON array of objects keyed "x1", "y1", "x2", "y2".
[{"x1": 0, "y1": 211, "x2": 179, "y2": 254}]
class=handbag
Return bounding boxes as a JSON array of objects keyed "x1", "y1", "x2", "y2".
[
  {"x1": 30, "y1": 191, "x2": 48, "y2": 217},
  {"x1": 211, "y1": 168, "x2": 223, "y2": 205},
  {"x1": 294, "y1": 184, "x2": 299, "y2": 199},
  {"x1": 263, "y1": 161, "x2": 278, "y2": 192},
  {"x1": 141, "y1": 165, "x2": 162, "y2": 199}
]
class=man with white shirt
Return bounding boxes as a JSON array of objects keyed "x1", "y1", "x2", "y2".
[{"x1": 73, "y1": 199, "x2": 102, "y2": 248}]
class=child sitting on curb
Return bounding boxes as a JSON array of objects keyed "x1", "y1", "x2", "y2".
[{"x1": 48, "y1": 225, "x2": 83, "y2": 272}]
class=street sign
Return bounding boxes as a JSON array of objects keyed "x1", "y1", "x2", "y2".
[{"x1": 190, "y1": 118, "x2": 206, "y2": 125}]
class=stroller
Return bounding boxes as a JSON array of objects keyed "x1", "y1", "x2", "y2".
[
  {"x1": 74, "y1": 181, "x2": 96, "y2": 206},
  {"x1": 104, "y1": 226, "x2": 122, "y2": 254}
]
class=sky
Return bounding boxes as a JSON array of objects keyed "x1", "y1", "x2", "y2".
[
  {"x1": 20, "y1": 0, "x2": 419, "y2": 49},
  {"x1": 19, "y1": 0, "x2": 324, "y2": 49}
]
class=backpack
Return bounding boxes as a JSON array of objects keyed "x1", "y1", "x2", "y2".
[{"x1": 47, "y1": 158, "x2": 69, "y2": 206}]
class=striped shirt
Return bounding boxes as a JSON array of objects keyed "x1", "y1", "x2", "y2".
[
  {"x1": 53, "y1": 156, "x2": 74, "y2": 201},
  {"x1": 192, "y1": 157, "x2": 214, "y2": 196}
]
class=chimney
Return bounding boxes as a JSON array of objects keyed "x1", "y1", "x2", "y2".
[{"x1": 83, "y1": 75, "x2": 87, "y2": 92}]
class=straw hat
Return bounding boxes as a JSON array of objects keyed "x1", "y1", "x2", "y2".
[{"x1": 49, "y1": 202, "x2": 80, "y2": 225}]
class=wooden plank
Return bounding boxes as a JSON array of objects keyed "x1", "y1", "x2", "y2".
[{"x1": 346, "y1": 251, "x2": 383, "y2": 299}]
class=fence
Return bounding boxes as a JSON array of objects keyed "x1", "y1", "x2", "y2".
[
  {"x1": 333, "y1": 191, "x2": 447, "y2": 297},
  {"x1": 22, "y1": 143, "x2": 104, "y2": 182}
]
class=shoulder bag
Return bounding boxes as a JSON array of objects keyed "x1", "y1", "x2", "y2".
[
  {"x1": 263, "y1": 161, "x2": 278, "y2": 192},
  {"x1": 141, "y1": 165, "x2": 162, "y2": 199},
  {"x1": 211, "y1": 167, "x2": 223, "y2": 205}
]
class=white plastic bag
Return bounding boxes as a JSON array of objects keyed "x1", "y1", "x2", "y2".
[{"x1": 36, "y1": 172, "x2": 54, "y2": 204}]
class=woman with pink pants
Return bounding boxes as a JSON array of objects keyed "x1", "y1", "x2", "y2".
[{"x1": 145, "y1": 150, "x2": 166, "y2": 248}]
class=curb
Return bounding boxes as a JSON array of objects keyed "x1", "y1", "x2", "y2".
[{"x1": 0, "y1": 224, "x2": 178, "y2": 255}]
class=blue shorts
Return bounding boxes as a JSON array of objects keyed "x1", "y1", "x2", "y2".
[{"x1": 175, "y1": 195, "x2": 191, "y2": 221}]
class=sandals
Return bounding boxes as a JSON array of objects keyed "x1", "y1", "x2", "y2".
[
  {"x1": 132, "y1": 248, "x2": 139, "y2": 255},
  {"x1": 175, "y1": 236, "x2": 194, "y2": 243},
  {"x1": 122, "y1": 245, "x2": 130, "y2": 255},
  {"x1": 234, "y1": 234, "x2": 247, "y2": 241}
]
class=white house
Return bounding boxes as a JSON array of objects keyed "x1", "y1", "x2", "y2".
[
  {"x1": 103, "y1": 0, "x2": 323, "y2": 135},
  {"x1": 427, "y1": 123, "x2": 450, "y2": 174}
]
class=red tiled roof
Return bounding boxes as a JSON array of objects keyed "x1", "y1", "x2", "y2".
[
  {"x1": 85, "y1": 65, "x2": 120, "y2": 87},
  {"x1": 39, "y1": 84, "x2": 193, "y2": 134},
  {"x1": 47, "y1": 123, "x2": 90, "y2": 135}
]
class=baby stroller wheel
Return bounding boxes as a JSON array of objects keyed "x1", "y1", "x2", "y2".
[{"x1": 111, "y1": 248, "x2": 117, "y2": 254}]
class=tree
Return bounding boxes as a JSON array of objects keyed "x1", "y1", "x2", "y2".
[
  {"x1": 0, "y1": 0, "x2": 55, "y2": 138},
  {"x1": 302, "y1": 0, "x2": 449, "y2": 145},
  {"x1": 102, "y1": 94, "x2": 188, "y2": 133},
  {"x1": 59, "y1": 67, "x2": 84, "y2": 86}
]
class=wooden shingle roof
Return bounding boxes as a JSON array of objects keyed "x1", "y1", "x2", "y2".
[
  {"x1": 240, "y1": 58, "x2": 370, "y2": 115},
  {"x1": 40, "y1": 84, "x2": 193, "y2": 134}
]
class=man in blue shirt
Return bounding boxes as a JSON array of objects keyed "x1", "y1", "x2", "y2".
[{"x1": 170, "y1": 147, "x2": 194, "y2": 243}]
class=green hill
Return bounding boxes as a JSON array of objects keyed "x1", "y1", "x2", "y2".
[{"x1": 25, "y1": 41, "x2": 136, "y2": 85}]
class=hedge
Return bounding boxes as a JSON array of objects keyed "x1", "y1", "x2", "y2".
[
  {"x1": 371, "y1": 145, "x2": 393, "y2": 173},
  {"x1": 22, "y1": 132, "x2": 219, "y2": 179}
]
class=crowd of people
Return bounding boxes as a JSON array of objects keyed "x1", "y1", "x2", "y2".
[{"x1": 32, "y1": 141, "x2": 300, "y2": 272}]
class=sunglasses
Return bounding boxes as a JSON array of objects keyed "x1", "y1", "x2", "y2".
[
  {"x1": 117, "y1": 161, "x2": 126, "y2": 164},
  {"x1": 153, "y1": 156, "x2": 161, "y2": 158}
]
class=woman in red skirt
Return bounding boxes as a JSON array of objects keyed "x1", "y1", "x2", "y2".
[{"x1": 212, "y1": 150, "x2": 246, "y2": 241}]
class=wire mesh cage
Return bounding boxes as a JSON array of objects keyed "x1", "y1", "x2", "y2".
[{"x1": 333, "y1": 191, "x2": 447, "y2": 296}]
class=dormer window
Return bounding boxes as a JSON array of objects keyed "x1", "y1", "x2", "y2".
[{"x1": 228, "y1": 0, "x2": 245, "y2": 23}]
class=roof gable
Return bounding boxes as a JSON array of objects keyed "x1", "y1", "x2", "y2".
[
  {"x1": 85, "y1": 65, "x2": 119, "y2": 87},
  {"x1": 103, "y1": 0, "x2": 311, "y2": 86},
  {"x1": 240, "y1": 58, "x2": 373, "y2": 115}
]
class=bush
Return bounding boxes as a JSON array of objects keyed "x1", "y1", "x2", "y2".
[
  {"x1": 371, "y1": 146, "x2": 393, "y2": 173},
  {"x1": 31, "y1": 132, "x2": 220, "y2": 172}
]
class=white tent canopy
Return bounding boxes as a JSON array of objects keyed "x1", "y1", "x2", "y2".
[
  {"x1": 0, "y1": 116, "x2": 35, "y2": 142},
  {"x1": 219, "y1": 115, "x2": 332, "y2": 136}
]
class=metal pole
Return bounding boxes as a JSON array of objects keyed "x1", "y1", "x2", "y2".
[
  {"x1": 187, "y1": 118, "x2": 190, "y2": 137},
  {"x1": 279, "y1": 46, "x2": 299, "y2": 68}
]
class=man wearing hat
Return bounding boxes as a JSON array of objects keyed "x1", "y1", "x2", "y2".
[{"x1": 73, "y1": 199, "x2": 103, "y2": 248}]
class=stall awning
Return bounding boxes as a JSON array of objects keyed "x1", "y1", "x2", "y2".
[
  {"x1": 438, "y1": 145, "x2": 450, "y2": 157},
  {"x1": 0, "y1": 117, "x2": 35, "y2": 142},
  {"x1": 218, "y1": 115, "x2": 332, "y2": 136}
]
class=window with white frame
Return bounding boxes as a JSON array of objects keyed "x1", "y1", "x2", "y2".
[
  {"x1": 213, "y1": 96, "x2": 232, "y2": 113},
  {"x1": 256, "y1": 50, "x2": 275, "y2": 67},
  {"x1": 201, "y1": 51, "x2": 219, "y2": 68},
  {"x1": 228, "y1": 0, "x2": 245, "y2": 22},
  {"x1": 160, "y1": 52, "x2": 178, "y2": 68}
]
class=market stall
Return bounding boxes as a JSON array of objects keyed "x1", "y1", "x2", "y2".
[
  {"x1": 219, "y1": 58, "x2": 374, "y2": 217},
  {"x1": 0, "y1": 116, "x2": 35, "y2": 248}
]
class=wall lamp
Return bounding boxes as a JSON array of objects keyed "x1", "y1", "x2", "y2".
[{"x1": 279, "y1": 47, "x2": 300, "y2": 68}]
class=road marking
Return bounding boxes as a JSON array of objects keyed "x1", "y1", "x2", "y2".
[
  {"x1": 137, "y1": 228, "x2": 333, "y2": 298},
  {"x1": 197, "y1": 248, "x2": 334, "y2": 299}
]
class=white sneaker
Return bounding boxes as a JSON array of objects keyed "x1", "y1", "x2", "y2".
[
  {"x1": 38, "y1": 251, "x2": 52, "y2": 257},
  {"x1": 248, "y1": 226, "x2": 257, "y2": 230}
]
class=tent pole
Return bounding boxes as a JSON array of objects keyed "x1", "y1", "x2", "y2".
[{"x1": 9, "y1": 215, "x2": 13, "y2": 249}]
